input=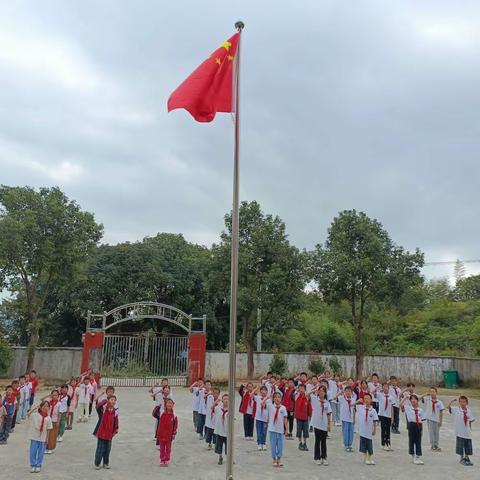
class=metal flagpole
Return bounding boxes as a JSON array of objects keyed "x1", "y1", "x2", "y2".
[{"x1": 226, "y1": 20, "x2": 244, "y2": 480}]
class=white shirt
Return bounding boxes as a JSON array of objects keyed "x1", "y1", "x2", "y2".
[
  {"x1": 30, "y1": 412, "x2": 53, "y2": 442},
  {"x1": 310, "y1": 395, "x2": 332, "y2": 431},
  {"x1": 205, "y1": 396, "x2": 218, "y2": 429},
  {"x1": 450, "y1": 406, "x2": 475, "y2": 439},
  {"x1": 267, "y1": 402, "x2": 287, "y2": 434},
  {"x1": 422, "y1": 396, "x2": 445, "y2": 423},
  {"x1": 401, "y1": 391, "x2": 415, "y2": 409},
  {"x1": 377, "y1": 392, "x2": 393, "y2": 418},
  {"x1": 328, "y1": 380, "x2": 338, "y2": 401},
  {"x1": 389, "y1": 385, "x2": 401, "y2": 406},
  {"x1": 76, "y1": 384, "x2": 93, "y2": 404},
  {"x1": 198, "y1": 390, "x2": 212, "y2": 415},
  {"x1": 356, "y1": 405, "x2": 378, "y2": 439},
  {"x1": 213, "y1": 405, "x2": 229, "y2": 437},
  {"x1": 191, "y1": 387, "x2": 201, "y2": 412},
  {"x1": 58, "y1": 394, "x2": 70, "y2": 414},
  {"x1": 306, "y1": 383, "x2": 314, "y2": 394},
  {"x1": 20, "y1": 384, "x2": 30, "y2": 403},
  {"x1": 404, "y1": 405, "x2": 426, "y2": 423},
  {"x1": 368, "y1": 382, "x2": 380, "y2": 403},
  {"x1": 338, "y1": 395, "x2": 355, "y2": 423},
  {"x1": 254, "y1": 395, "x2": 269, "y2": 422}
]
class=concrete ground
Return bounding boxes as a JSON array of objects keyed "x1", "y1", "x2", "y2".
[{"x1": 2, "y1": 387, "x2": 480, "y2": 479}]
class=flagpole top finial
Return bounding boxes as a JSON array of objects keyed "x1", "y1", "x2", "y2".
[{"x1": 235, "y1": 21, "x2": 245, "y2": 31}]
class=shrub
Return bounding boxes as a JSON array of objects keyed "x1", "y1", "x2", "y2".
[
  {"x1": 0, "y1": 339, "x2": 12, "y2": 376},
  {"x1": 308, "y1": 357, "x2": 326, "y2": 375},
  {"x1": 269, "y1": 353, "x2": 287, "y2": 376},
  {"x1": 328, "y1": 356, "x2": 343, "y2": 376}
]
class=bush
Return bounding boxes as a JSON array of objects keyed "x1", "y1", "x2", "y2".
[
  {"x1": 0, "y1": 339, "x2": 12, "y2": 376},
  {"x1": 308, "y1": 357, "x2": 326, "y2": 375},
  {"x1": 269, "y1": 353, "x2": 287, "y2": 376},
  {"x1": 328, "y1": 356, "x2": 343, "y2": 376}
]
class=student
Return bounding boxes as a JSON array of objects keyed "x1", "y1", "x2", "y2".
[
  {"x1": 76, "y1": 377, "x2": 93, "y2": 423},
  {"x1": 95, "y1": 386, "x2": 116, "y2": 407},
  {"x1": 88, "y1": 374, "x2": 98, "y2": 417},
  {"x1": 253, "y1": 385, "x2": 269, "y2": 451},
  {"x1": 10, "y1": 379, "x2": 20, "y2": 431},
  {"x1": 401, "y1": 393, "x2": 425, "y2": 465},
  {"x1": 29, "y1": 370, "x2": 39, "y2": 407},
  {"x1": 205, "y1": 387, "x2": 220, "y2": 450},
  {"x1": 335, "y1": 386, "x2": 356, "y2": 452},
  {"x1": 239, "y1": 382, "x2": 255, "y2": 440},
  {"x1": 197, "y1": 380, "x2": 212, "y2": 440},
  {"x1": 368, "y1": 374, "x2": 380, "y2": 413},
  {"x1": 189, "y1": 379, "x2": 204, "y2": 430},
  {"x1": 153, "y1": 398, "x2": 178, "y2": 466},
  {"x1": 448, "y1": 396, "x2": 475, "y2": 466},
  {"x1": 44, "y1": 389, "x2": 61, "y2": 454},
  {"x1": 18, "y1": 375, "x2": 31, "y2": 422},
  {"x1": 294, "y1": 383, "x2": 311, "y2": 451},
  {"x1": 28, "y1": 400, "x2": 53, "y2": 473},
  {"x1": 282, "y1": 378, "x2": 296, "y2": 439},
  {"x1": 267, "y1": 391, "x2": 288, "y2": 468},
  {"x1": 356, "y1": 393, "x2": 378, "y2": 465},
  {"x1": 93, "y1": 395, "x2": 119, "y2": 470},
  {"x1": 214, "y1": 394, "x2": 229, "y2": 466},
  {"x1": 0, "y1": 385, "x2": 17, "y2": 444},
  {"x1": 66, "y1": 378, "x2": 77, "y2": 430},
  {"x1": 420, "y1": 387, "x2": 444, "y2": 452},
  {"x1": 376, "y1": 383, "x2": 393, "y2": 451},
  {"x1": 388, "y1": 376, "x2": 401, "y2": 434},
  {"x1": 152, "y1": 385, "x2": 173, "y2": 441},
  {"x1": 57, "y1": 384, "x2": 70, "y2": 443},
  {"x1": 309, "y1": 385, "x2": 332, "y2": 465}
]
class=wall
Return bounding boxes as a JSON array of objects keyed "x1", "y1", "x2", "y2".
[
  {"x1": 205, "y1": 352, "x2": 480, "y2": 385},
  {"x1": 7, "y1": 347, "x2": 83, "y2": 380}
]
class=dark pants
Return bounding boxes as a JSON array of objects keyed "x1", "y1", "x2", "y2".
[
  {"x1": 287, "y1": 411, "x2": 294, "y2": 435},
  {"x1": 407, "y1": 422, "x2": 422, "y2": 457},
  {"x1": 95, "y1": 438, "x2": 112, "y2": 467},
  {"x1": 392, "y1": 406, "x2": 400, "y2": 431},
  {"x1": 89, "y1": 395, "x2": 94, "y2": 416},
  {"x1": 373, "y1": 402, "x2": 379, "y2": 413},
  {"x1": 204, "y1": 426, "x2": 216, "y2": 445},
  {"x1": 379, "y1": 416, "x2": 391, "y2": 446},
  {"x1": 215, "y1": 435, "x2": 227, "y2": 455},
  {"x1": 29, "y1": 394, "x2": 35, "y2": 407},
  {"x1": 196, "y1": 413, "x2": 206, "y2": 436},
  {"x1": 314, "y1": 428, "x2": 328, "y2": 460},
  {"x1": 0, "y1": 414, "x2": 13, "y2": 441},
  {"x1": 243, "y1": 413, "x2": 254, "y2": 437},
  {"x1": 193, "y1": 411, "x2": 199, "y2": 429},
  {"x1": 296, "y1": 419, "x2": 309, "y2": 440},
  {"x1": 11, "y1": 409, "x2": 17, "y2": 430}
]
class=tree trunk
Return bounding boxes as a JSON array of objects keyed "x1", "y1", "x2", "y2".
[
  {"x1": 243, "y1": 317, "x2": 255, "y2": 378},
  {"x1": 26, "y1": 313, "x2": 39, "y2": 372},
  {"x1": 354, "y1": 316, "x2": 363, "y2": 379}
]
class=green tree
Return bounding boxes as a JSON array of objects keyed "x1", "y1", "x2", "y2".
[
  {"x1": 210, "y1": 201, "x2": 307, "y2": 377},
  {"x1": 310, "y1": 210, "x2": 423, "y2": 377},
  {"x1": 454, "y1": 259, "x2": 466, "y2": 285},
  {"x1": 0, "y1": 186, "x2": 103, "y2": 368},
  {"x1": 455, "y1": 275, "x2": 480, "y2": 301}
]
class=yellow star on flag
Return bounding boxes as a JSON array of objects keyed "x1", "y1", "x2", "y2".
[
  {"x1": 227, "y1": 55, "x2": 234, "y2": 61},
  {"x1": 215, "y1": 57, "x2": 222, "y2": 65},
  {"x1": 222, "y1": 41, "x2": 232, "y2": 51}
]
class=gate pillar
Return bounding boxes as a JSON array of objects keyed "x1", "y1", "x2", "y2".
[
  {"x1": 81, "y1": 331, "x2": 105, "y2": 373},
  {"x1": 188, "y1": 332, "x2": 206, "y2": 383}
]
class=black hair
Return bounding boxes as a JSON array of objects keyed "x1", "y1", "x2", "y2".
[
  {"x1": 300, "y1": 372, "x2": 308, "y2": 376},
  {"x1": 106, "y1": 386, "x2": 115, "y2": 392},
  {"x1": 407, "y1": 382, "x2": 415, "y2": 388}
]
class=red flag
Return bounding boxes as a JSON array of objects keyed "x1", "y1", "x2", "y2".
[{"x1": 167, "y1": 33, "x2": 239, "y2": 122}]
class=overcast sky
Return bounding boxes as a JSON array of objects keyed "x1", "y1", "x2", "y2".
[{"x1": 1, "y1": 0, "x2": 479, "y2": 280}]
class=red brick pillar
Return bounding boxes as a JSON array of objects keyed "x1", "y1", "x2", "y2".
[
  {"x1": 188, "y1": 333, "x2": 206, "y2": 383},
  {"x1": 81, "y1": 331, "x2": 105, "y2": 373}
]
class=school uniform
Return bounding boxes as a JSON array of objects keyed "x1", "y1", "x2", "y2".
[
  {"x1": 404, "y1": 405, "x2": 426, "y2": 458},
  {"x1": 154, "y1": 409, "x2": 178, "y2": 464},
  {"x1": 450, "y1": 406, "x2": 475, "y2": 458},
  {"x1": 93, "y1": 401, "x2": 119, "y2": 468},
  {"x1": 29, "y1": 378, "x2": 39, "y2": 407},
  {"x1": 58, "y1": 393, "x2": 70, "y2": 439},
  {"x1": 191, "y1": 386, "x2": 201, "y2": 429},
  {"x1": 422, "y1": 396, "x2": 445, "y2": 450},
  {"x1": 29, "y1": 412, "x2": 53, "y2": 470},
  {"x1": 0, "y1": 394, "x2": 17, "y2": 443},
  {"x1": 267, "y1": 402, "x2": 287, "y2": 459},
  {"x1": 239, "y1": 386, "x2": 255, "y2": 438},
  {"x1": 76, "y1": 384, "x2": 93, "y2": 421},
  {"x1": 213, "y1": 405, "x2": 228, "y2": 455},
  {"x1": 46, "y1": 399, "x2": 61, "y2": 452},
  {"x1": 376, "y1": 392, "x2": 393, "y2": 447},
  {"x1": 197, "y1": 389, "x2": 211, "y2": 437},
  {"x1": 356, "y1": 405, "x2": 379, "y2": 456},
  {"x1": 327, "y1": 380, "x2": 340, "y2": 424},
  {"x1": 338, "y1": 395, "x2": 355, "y2": 449},
  {"x1": 282, "y1": 387, "x2": 296, "y2": 437},
  {"x1": 89, "y1": 380, "x2": 98, "y2": 416},
  {"x1": 254, "y1": 395, "x2": 269, "y2": 447},
  {"x1": 11, "y1": 386, "x2": 20, "y2": 430},
  {"x1": 389, "y1": 385, "x2": 401, "y2": 432},
  {"x1": 310, "y1": 395, "x2": 332, "y2": 461},
  {"x1": 294, "y1": 393, "x2": 311, "y2": 441},
  {"x1": 368, "y1": 382, "x2": 380, "y2": 412},
  {"x1": 19, "y1": 383, "x2": 31, "y2": 421},
  {"x1": 204, "y1": 396, "x2": 218, "y2": 446}
]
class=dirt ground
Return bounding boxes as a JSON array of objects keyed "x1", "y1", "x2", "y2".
[{"x1": 1, "y1": 386, "x2": 479, "y2": 479}]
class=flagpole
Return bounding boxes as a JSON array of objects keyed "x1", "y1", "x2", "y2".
[{"x1": 226, "y1": 20, "x2": 244, "y2": 480}]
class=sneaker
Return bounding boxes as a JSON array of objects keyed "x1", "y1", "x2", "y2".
[
  {"x1": 30, "y1": 467, "x2": 36, "y2": 473},
  {"x1": 414, "y1": 456, "x2": 424, "y2": 465},
  {"x1": 198, "y1": 434, "x2": 204, "y2": 440},
  {"x1": 208, "y1": 443, "x2": 212, "y2": 451},
  {"x1": 258, "y1": 445, "x2": 262, "y2": 451},
  {"x1": 465, "y1": 457, "x2": 473, "y2": 466},
  {"x1": 35, "y1": 467, "x2": 41, "y2": 473},
  {"x1": 218, "y1": 457, "x2": 223, "y2": 465},
  {"x1": 335, "y1": 422, "x2": 341, "y2": 427},
  {"x1": 364, "y1": 459, "x2": 370, "y2": 465},
  {"x1": 104, "y1": 464, "x2": 110, "y2": 469},
  {"x1": 323, "y1": 459, "x2": 329, "y2": 466},
  {"x1": 298, "y1": 443, "x2": 303, "y2": 450},
  {"x1": 95, "y1": 465, "x2": 102, "y2": 470},
  {"x1": 369, "y1": 459, "x2": 376, "y2": 465},
  {"x1": 262, "y1": 444, "x2": 267, "y2": 451},
  {"x1": 315, "y1": 460, "x2": 322, "y2": 465},
  {"x1": 45, "y1": 450, "x2": 51, "y2": 454},
  {"x1": 57, "y1": 436, "x2": 63, "y2": 443}
]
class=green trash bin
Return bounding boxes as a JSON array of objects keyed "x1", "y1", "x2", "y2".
[{"x1": 443, "y1": 370, "x2": 459, "y2": 389}]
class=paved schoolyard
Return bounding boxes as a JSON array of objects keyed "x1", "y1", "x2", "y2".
[{"x1": 2, "y1": 387, "x2": 480, "y2": 479}]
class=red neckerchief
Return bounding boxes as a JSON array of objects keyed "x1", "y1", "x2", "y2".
[
  {"x1": 211, "y1": 399, "x2": 218, "y2": 418},
  {"x1": 384, "y1": 394, "x2": 389, "y2": 411},
  {"x1": 346, "y1": 397, "x2": 352, "y2": 413},
  {"x1": 365, "y1": 407, "x2": 370, "y2": 422},
  {"x1": 393, "y1": 386, "x2": 399, "y2": 399},
  {"x1": 320, "y1": 399, "x2": 325, "y2": 417},
  {"x1": 261, "y1": 397, "x2": 267, "y2": 411},
  {"x1": 431, "y1": 399, "x2": 437, "y2": 413},
  {"x1": 60, "y1": 393, "x2": 68, "y2": 402},
  {"x1": 4, "y1": 395, "x2": 15, "y2": 406},
  {"x1": 39, "y1": 412, "x2": 48, "y2": 433},
  {"x1": 50, "y1": 399, "x2": 58, "y2": 416},
  {"x1": 463, "y1": 409, "x2": 468, "y2": 426},
  {"x1": 221, "y1": 408, "x2": 228, "y2": 424},
  {"x1": 414, "y1": 408, "x2": 420, "y2": 424},
  {"x1": 274, "y1": 405, "x2": 280, "y2": 424}
]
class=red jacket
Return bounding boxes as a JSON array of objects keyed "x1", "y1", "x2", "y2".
[
  {"x1": 156, "y1": 411, "x2": 178, "y2": 442},
  {"x1": 239, "y1": 389, "x2": 256, "y2": 417},
  {"x1": 294, "y1": 394, "x2": 311, "y2": 420},
  {"x1": 94, "y1": 403, "x2": 118, "y2": 441},
  {"x1": 282, "y1": 388, "x2": 295, "y2": 412}
]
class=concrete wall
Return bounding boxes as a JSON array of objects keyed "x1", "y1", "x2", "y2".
[
  {"x1": 7, "y1": 347, "x2": 83, "y2": 380},
  {"x1": 205, "y1": 352, "x2": 480, "y2": 385}
]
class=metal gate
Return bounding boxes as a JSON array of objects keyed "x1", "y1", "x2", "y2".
[{"x1": 101, "y1": 334, "x2": 188, "y2": 386}]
